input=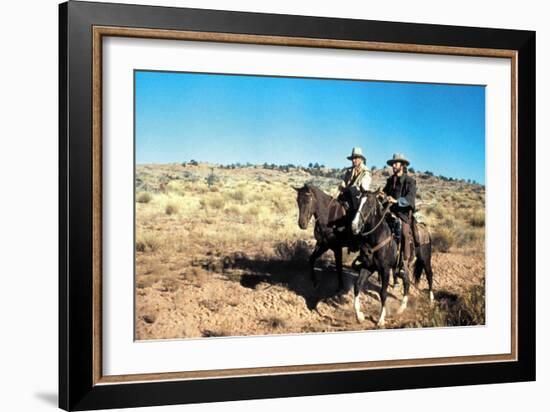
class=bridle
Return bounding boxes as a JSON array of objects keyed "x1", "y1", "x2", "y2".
[
  {"x1": 356, "y1": 195, "x2": 392, "y2": 236},
  {"x1": 352, "y1": 194, "x2": 394, "y2": 261},
  {"x1": 298, "y1": 190, "x2": 315, "y2": 224}
]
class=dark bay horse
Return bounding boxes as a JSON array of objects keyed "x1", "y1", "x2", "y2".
[
  {"x1": 350, "y1": 191, "x2": 434, "y2": 327},
  {"x1": 294, "y1": 184, "x2": 355, "y2": 293}
]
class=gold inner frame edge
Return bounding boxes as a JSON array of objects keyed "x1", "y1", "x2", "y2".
[{"x1": 91, "y1": 25, "x2": 518, "y2": 386}]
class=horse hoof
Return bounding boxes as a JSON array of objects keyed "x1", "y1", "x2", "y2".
[
  {"x1": 356, "y1": 311, "x2": 365, "y2": 323},
  {"x1": 377, "y1": 306, "x2": 387, "y2": 327},
  {"x1": 397, "y1": 296, "x2": 408, "y2": 314}
]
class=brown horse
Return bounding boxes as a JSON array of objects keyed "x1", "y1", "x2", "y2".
[
  {"x1": 350, "y1": 191, "x2": 434, "y2": 327},
  {"x1": 294, "y1": 184, "x2": 357, "y2": 293}
]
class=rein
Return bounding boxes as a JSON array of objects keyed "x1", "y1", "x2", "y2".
[
  {"x1": 363, "y1": 235, "x2": 393, "y2": 258},
  {"x1": 359, "y1": 202, "x2": 392, "y2": 236}
]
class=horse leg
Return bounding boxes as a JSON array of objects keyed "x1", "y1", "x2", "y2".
[
  {"x1": 377, "y1": 267, "x2": 390, "y2": 327},
  {"x1": 397, "y1": 263, "x2": 410, "y2": 314},
  {"x1": 415, "y1": 244, "x2": 435, "y2": 305},
  {"x1": 423, "y1": 253, "x2": 435, "y2": 305},
  {"x1": 390, "y1": 268, "x2": 398, "y2": 289},
  {"x1": 391, "y1": 245, "x2": 402, "y2": 289},
  {"x1": 413, "y1": 254, "x2": 424, "y2": 287},
  {"x1": 310, "y1": 243, "x2": 328, "y2": 289},
  {"x1": 353, "y1": 267, "x2": 370, "y2": 322},
  {"x1": 333, "y1": 247, "x2": 345, "y2": 294}
]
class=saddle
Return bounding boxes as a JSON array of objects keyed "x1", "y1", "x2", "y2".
[
  {"x1": 354, "y1": 209, "x2": 424, "y2": 272},
  {"x1": 387, "y1": 210, "x2": 420, "y2": 246},
  {"x1": 342, "y1": 185, "x2": 362, "y2": 211},
  {"x1": 326, "y1": 189, "x2": 364, "y2": 253},
  {"x1": 328, "y1": 186, "x2": 361, "y2": 229}
]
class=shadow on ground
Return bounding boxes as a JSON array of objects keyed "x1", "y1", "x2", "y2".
[{"x1": 225, "y1": 253, "x2": 399, "y2": 310}]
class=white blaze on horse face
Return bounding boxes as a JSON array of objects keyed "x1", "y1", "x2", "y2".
[
  {"x1": 354, "y1": 295, "x2": 365, "y2": 322},
  {"x1": 351, "y1": 196, "x2": 367, "y2": 235}
]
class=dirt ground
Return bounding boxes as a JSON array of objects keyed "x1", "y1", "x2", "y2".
[{"x1": 136, "y1": 250, "x2": 485, "y2": 340}]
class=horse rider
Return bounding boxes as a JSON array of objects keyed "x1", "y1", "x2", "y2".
[
  {"x1": 337, "y1": 147, "x2": 371, "y2": 213},
  {"x1": 330, "y1": 147, "x2": 371, "y2": 251},
  {"x1": 380, "y1": 153, "x2": 418, "y2": 265}
]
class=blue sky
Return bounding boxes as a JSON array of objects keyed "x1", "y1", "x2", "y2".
[{"x1": 135, "y1": 70, "x2": 485, "y2": 183}]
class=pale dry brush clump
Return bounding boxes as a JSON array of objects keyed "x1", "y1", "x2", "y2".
[
  {"x1": 165, "y1": 203, "x2": 179, "y2": 215},
  {"x1": 135, "y1": 231, "x2": 163, "y2": 253},
  {"x1": 428, "y1": 284, "x2": 486, "y2": 327},
  {"x1": 136, "y1": 191, "x2": 152, "y2": 203}
]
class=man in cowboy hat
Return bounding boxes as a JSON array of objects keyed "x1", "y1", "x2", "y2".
[
  {"x1": 337, "y1": 147, "x2": 371, "y2": 210},
  {"x1": 381, "y1": 153, "x2": 417, "y2": 264},
  {"x1": 331, "y1": 148, "x2": 371, "y2": 247}
]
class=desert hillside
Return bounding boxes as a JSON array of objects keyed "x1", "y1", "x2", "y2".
[{"x1": 135, "y1": 162, "x2": 485, "y2": 340}]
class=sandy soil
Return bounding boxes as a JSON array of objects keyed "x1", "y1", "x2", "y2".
[{"x1": 136, "y1": 250, "x2": 485, "y2": 340}]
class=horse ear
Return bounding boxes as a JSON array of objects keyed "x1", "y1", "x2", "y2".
[{"x1": 292, "y1": 186, "x2": 301, "y2": 192}]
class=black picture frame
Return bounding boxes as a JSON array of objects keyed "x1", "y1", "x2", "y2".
[{"x1": 59, "y1": 1, "x2": 536, "y2": 410}]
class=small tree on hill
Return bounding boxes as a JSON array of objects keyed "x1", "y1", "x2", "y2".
[{"x1": 206, "y1": 168, "x2": 219, "y2": 188}]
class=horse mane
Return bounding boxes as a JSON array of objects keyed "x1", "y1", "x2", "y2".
[
  {"x1": 305, "y1": 184, "x2": 331, "y2": 203},
  {"x1": 303, "y1": 183, "x2": 338, "y2": 224}
]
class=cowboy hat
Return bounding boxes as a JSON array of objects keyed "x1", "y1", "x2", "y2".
[
  {"x1": 347, "y1": 147, "x2": 366, "y2": 161},
  {"x1": 386, "y1": 153, "x2": 410, "y2": 166}
]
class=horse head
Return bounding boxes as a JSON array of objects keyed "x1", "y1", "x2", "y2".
[
  {"x1": 293, "y1": 184, "x2": 316, "y2": 230},
  {"x1": 351, "y1": 191, "x2": 380, "y2": 235}
]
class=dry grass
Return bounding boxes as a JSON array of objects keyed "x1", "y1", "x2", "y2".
[
  {"x1": 136, "y1": 232, "x2": 163, "y2": 252},
  {"x1": 200, "y1": 194, "x2": 224, "y2": 210},
  {"x1": 135, "y1": 161, "x2": 485, "y2": 262},
  {"x1": 136, "y1": 192, "x2": 152, "y2": 204},
  {"x1": 429, "y1": 284, "x2": 485, "y2": 326},
  {"x1": 165, "y1": 203, "x2": 179, "y2": 215},
  {"x1": 431, "y1": 227, "x2": 454, "y2": 252},
  {"x1": 227, "y1": 189, "x2": 247, "y2": 204},
  {"x1": 274, "y1": 240, "x2": 311, "y2": 263},
  {"x1": 470, "y1": 210, "x2": 485, "y2": 227}
]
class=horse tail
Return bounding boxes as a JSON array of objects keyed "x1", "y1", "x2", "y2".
[
  {"x1": 413, "y1": 226, "x2": 432, "y2": 284},
  {"x1": 413, "y1": 255, "x2": 424, "y2": 283}
]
